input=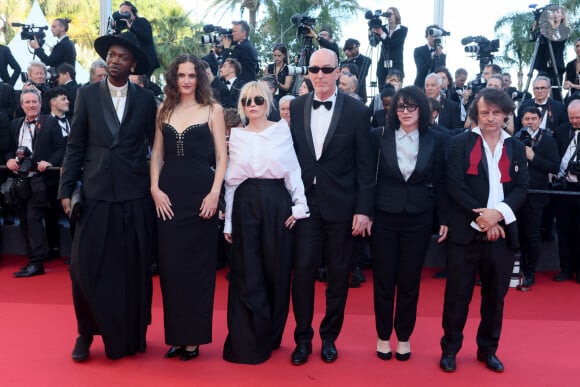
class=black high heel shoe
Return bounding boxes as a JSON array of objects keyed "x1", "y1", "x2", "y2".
[
  {"x1": 164, "y1": 346, "x2": 184, "y2": 358},
  {"x1": 181, "y1": 346, "x2": 199, "y2": 361},
  {"x1": 377, "y1": 350, "x2": 392, "y2": 360}
]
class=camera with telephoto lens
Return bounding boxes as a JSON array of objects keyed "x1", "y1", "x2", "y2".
[
  {"x1": 514, "y1": 127, "x2": 534, "y2": 147},
  {"x1": 11, "y1": 23, "x2": 47, "y2": 47},
  {"x1": 109, "y1": 11, "x2": 133, "y2": 34},
  {"x1": 16, "y1": 146, "x2": 34, "y2": 175},
  {"x1": 200, "y1": 24, "x2": 233, "y2": 45},
  {"x1": 287, "y1": 65, "x2": 309, "y2": 76},
  {"x1": 462, "y1": 36, "x2": 500, "y2": 58},
  {"x1": 365, "y1": 10, "x2": 391, "y2": 47},
  {"x1": 290, "y1": 13, "x2": 317, "y2": 37}
]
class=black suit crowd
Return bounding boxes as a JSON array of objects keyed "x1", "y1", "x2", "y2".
[{"x1": 34, "y1": 36, "x2": 76, "y2": 68}]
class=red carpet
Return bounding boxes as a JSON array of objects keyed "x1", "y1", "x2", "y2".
[{"x1": 1, "y1": 253, "x2": 579, "y2": 386}]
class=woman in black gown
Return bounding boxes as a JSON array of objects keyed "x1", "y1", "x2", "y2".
[{"x1": 150, "y1": 54, "x2": 227, "y2": 360}]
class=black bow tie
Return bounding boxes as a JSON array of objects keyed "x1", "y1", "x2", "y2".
[
  {"x1": 535, "y1": 102, "x2": 547, "y2": 110},
  {"x1": 57, "y1": 116, "x2": 67, "y2": 123},
  {"x1": 225, "y1": 79, "x2": 231, "y2": 85},
  {"x1": 313, "y1": 100, "x2": 332, "y2": 110},
  {"x1": 25, "y1": 119, "x2": 37, "y2": 126}
]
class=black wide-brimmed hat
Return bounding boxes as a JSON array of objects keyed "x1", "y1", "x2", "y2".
[{"x1": 94, "y1": 31, "x2": 149, "y2": 75}]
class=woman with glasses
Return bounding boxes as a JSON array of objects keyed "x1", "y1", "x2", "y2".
[
  {"x1": 222, "y1": 81, "x2": 309, "y2": 364},
  {"x1": 371, "y1": 85, "x2": 448, "y2": 361},
  {"x1": 150, "y1": 54, "x2": 227, "y2": 361},
  {"x1": 264, "y1": 43, "x2": 293, "y2": 99}
]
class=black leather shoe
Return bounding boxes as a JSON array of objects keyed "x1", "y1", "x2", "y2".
[
  {"x1": 291, "y1": 343, "x2": 312, "y2": 365},
  {"x1": 13, "y1": 264, "x2": 45, "y2": 278},
  {"x1": 321, "y1": 340, "x2": 338, "y2": 363},
  {"x1": 72, "y1": 335, "x2": 93, "y2": 362},
  {"x1": 395, "y1": 351, "x2": 411, "y2": 361},
  {"x1": 439, "y1": 354, "x2": 456, "y2": 372},
  {"x1": 164, "y1": 346, "x2": 184, "y2": 358},
  {"x1": 180, "y1": 346, "x2": 199, "y2": 361},
  {"x1": 352, "y1": 266, "x2": 366, "y2": 283},
  {"x1": 553, "y1": 271, "x2": 573, "y2": 282},
  {"x1": 316, "y1": 267, "x2": 328, "y2": 283},
  {"x1": 477, "y1": 351, "x2": 504, "y2": 372},
  {"x1": 377, "y1": 350, "x2": 392, "y2": 360},
  {"x1": 349, "y1": 272, "x2": 361, "y2": 288}
]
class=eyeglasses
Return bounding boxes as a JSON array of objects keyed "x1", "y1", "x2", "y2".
[
  {"x1": 533, "y1": 86, "x2": 549, "y2": 91},
  {"x1": 396, "y1": 103, "x2": 418, "y2": 112},
  {"x1": 308, "y1": 66, "x2": 337, "y2": 74},
  {"x1": 241, "y1": 95, "x2": 266, "y2": 106}
]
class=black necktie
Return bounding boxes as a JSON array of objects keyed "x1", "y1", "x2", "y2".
[{"x1": 313, "y1": 100, "x2": 332, "y2": 110}]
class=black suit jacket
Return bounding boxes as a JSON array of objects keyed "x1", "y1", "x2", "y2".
[
  {"x1": 289, "y1": 90, "x2": 375, "y2": 222},
  {"x1": 371, "y1": 126, "x2": 448, "y2": 224},
  {"x1": 513, "y1": 129, "x2": 559, "y2": 207},
  {"x1": 35, "y1": 36, "x2": 76, "y2": 68},
  {"x1": 222, "y1": 78, "x2": 246, "y2": 109},
  {"x1": 58, "y1": 81, "x2": 156, "y2": 202},
  {"x1": 63, "y1": 80, "x2": 80, "y2": 119},
  {"x1": 0, "y1": 45, "x2": 21, "y2": 86},
  {"x1": 8, "y1": 114, "x2": 65, "y2": 186},
  {"x1": 515, "y1": 98, "x2": 567, "y2": 133},
  {"x1": 223, "y1": 39, "x2": 258, "y2": 82},
  {"x1": 413, "y1": 44, "x2": 446, "y2": 89},
  {"x1": 446, "y1": 131, "x2": 528, "y2": 245},
  {"x1": 377, "y1": 25, "x2": 408, "y2": 77},
  {"x1": 0, "y1": 82, "x2": 16, "y2": 117},
  {"x1": 437, "y1": 97, "x2": 462, "y2": 130},
  {"x1": 129, "y1": 17, "x2": 160, "y2": 75},
  {"x1": 554, "y1": 122, "x2": 580, "y2": 158}
]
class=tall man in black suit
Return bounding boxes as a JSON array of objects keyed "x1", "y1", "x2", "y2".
[
  {"x1": 513, "y1": 107, "x2": 559, "y2": 288},
  {"x1": 414, "y1": 25, "x2": 446, "y2": 89},
  {"x1": 289, "y1": 48, "x2": 375, "y2": 365},
  {"x1": 221, "y1": 20, "x2": 258, "y2": 82},
  {"x1": 0, "y1": 44, "x2": 21, "y2": 86},
  {"x1": 30, "y1": 18, "x2": 76, "y2": 68},
  {"x1": 440, "y1": 88, "x2": 528, "y2": 373},
  {"x1": 219, "y1": 58, "x2": 246, "y2": 109},
  {"x1": 58, "y1": 31, "x2": 156, "y2": 361},
  {"x1": 7, "y1": 89, "x2": 65, "y2": 277},
  {"x1": 341, "y1": 38, "x2": 371, "y2": 102},
  {"x1": 515, "y1": 76, "x2": 568, "y2": 133},
  {"x1": 552, "y1": 99, "x2": 580, "y2": 282}
]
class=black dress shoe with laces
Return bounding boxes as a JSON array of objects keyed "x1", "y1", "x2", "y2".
[
  {"x1": 180, "y1": 346, "x2": 199, "y2": 361},
  {"x1": 72, "y1": 335, "x2": 93, "y2": 362},
  {"x1": 321, "y1": 340, "x2": 338, "y2": 363},
  {"x1": 291, "y1": 343, "x2": 312, "y2": 365},
  {"x1": 477, "y1": 351, "x2": 504, "y2": 372},
  {"x1": 164, "y1": 346, "x2": 184, "y2": 358},
  {"x1": 13, "y1": 264, "x2": 45, "y2": 278},
  {"x1": 439, "y1": 354, "x2": 456, "y2": 372}
]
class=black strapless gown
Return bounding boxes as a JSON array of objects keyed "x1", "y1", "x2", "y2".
[{"x1": 157, "y1": 122, "x2": 217, "y2": 346}]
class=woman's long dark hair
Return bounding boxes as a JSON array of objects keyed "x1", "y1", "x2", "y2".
[{"x1": 157, "y1": 55, "x2": 215, "y2": 128}]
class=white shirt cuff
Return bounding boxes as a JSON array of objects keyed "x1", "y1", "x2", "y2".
[
  {"x1": 495, "y1": 202, "x2": 516, "y2": 225},
  {"x1": 291, "y1": 204, "x2": 310, "y2": 220},
  {"x1": 224, "y1": 220, "x2": 232, "y2": 234}
]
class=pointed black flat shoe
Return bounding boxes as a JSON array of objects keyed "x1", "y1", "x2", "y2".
[
  {"x1": 181, "y1": 346, "x2": 199, "y2": 361},
  {"x1": 164, "y1": 346, "x2": 184, "y2": 358}
]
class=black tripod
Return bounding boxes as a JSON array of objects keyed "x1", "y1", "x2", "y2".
[
  {"x1": 523, "y1": 34, "x2": 563, "y2": 102},
  {"x1": 290, "y1": 35, "x2": 314, "y2": 96}
]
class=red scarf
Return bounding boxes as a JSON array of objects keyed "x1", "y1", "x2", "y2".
[{"x1": 467, "y1": 136, "x2": 511, "y2": 183}]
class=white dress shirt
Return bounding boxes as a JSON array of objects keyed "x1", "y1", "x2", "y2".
[
  {"x1": 224, "y1": 120, "x2": 309, "y2": 234},
  {"x1": 311, "y1": 92, "x2": 337, "y2": 160},
  {"x1": 107, "y1": 80, "x2": 128, "y2": 122},
  {"x1": 559, "y1": 130, "x2": 580, "y2": 182},
  {"x1": 395, "y1": 128, "x2": 419, "y2": 181},
  {"x1": 472, "y1": 127, "x2": 516, "y2": 225}
]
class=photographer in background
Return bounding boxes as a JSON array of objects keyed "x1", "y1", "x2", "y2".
[
  {"x1": 221, "y1": 20, "x2": 258, "y2": 82},
  {"x1": 342, "y1": 39, "x2": 371, "y2": 101},
  {"x1": 414, "y1": 25, "x2": 447, "y2": 89},
  {"x1": 0, "y1": 44, "x2": 21, "y2": 87},
  {"x1": 552, "y1": 100, "x2": 580, "y2": 282},
  {"x1": 305, "y1": 26, "x2": 339, "y2": 59},
  {"x1": 369, "y1": 7, "x2": 408, "y2": 88},
  {"x1": 7, "y1": 88, "x2": 65, "y2": 278},
  {"x1": 513, "y1": 107, "x2": 559, "y2": 290},
  {"x1": 515, "y1": 75, "x2": 567, "y2": 134},
  {"x1": 30, "y1": 18, "x2": 76, "y2": 68},
  {"x1": 115, "y1": 1, "x2": 160, "y2": 77}
]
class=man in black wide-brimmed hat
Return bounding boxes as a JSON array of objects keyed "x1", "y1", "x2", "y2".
[{"x1": 58, "y1": 31, "x2": 157, "y2": 361}]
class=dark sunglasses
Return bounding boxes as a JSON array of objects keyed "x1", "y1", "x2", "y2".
[
  {"x1": 308, "y1": 66, "x2": 337, "y2": 74},
  {"x1": 396, "y1": 103, "x2": 418, "y2": 112},
  {"x1": 241, "y1": 95, "x2": 266, "y2": 106}
]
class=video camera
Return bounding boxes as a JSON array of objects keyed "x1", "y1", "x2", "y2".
[
  {"x1": 201, "y1": 24, "x2": 233, "y2": 45},
  {"x1": 427, "y1": 27, "x2": 450, "y2": 49},
  {"x1": 462, "y1": 36, "x2": 500, "y2": 58},
  {"x1": 365, "y1": 10, "x2": 391, "y2": 47},
  {"x1": 290, "y1": 13, "x2": 317, "y2": 37},
  {"x1": 11, "y1": 23, "x2": 48, "y2": 47}
]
